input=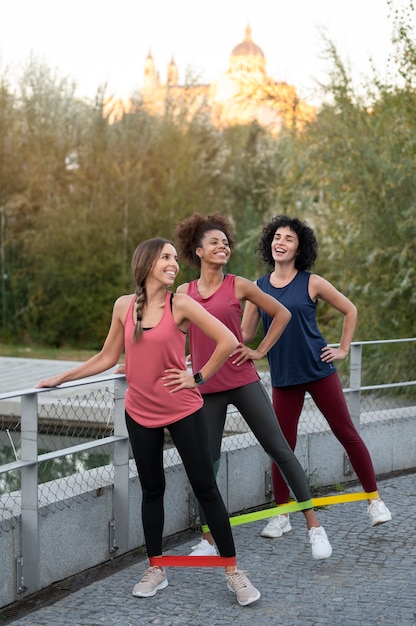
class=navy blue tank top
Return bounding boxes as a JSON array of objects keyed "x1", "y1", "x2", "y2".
[{"x1": 256, "y1": 271, "x2": 336, "y2": 387}]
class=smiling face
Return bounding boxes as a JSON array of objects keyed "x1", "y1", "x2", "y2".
[
  {"x1": 196, "y1": 229, "x2": 231, "y2": 266},
  {"x1": 152, "y1": 243, "x2": 179, "y2": 286},
  {"x1": 271, "y1": 226, "x2": 299, "y2": 264}
]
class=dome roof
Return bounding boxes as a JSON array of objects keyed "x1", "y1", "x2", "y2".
[{"x1": 231, "y1": 25, "x2": 264, "y2": 58}]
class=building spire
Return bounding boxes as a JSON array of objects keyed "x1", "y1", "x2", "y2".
[{"x1": 167, "y1": 56, "x2": 178, "y2": 86}]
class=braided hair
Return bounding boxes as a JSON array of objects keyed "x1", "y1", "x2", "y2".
[{"x1": 130, "y1": 237, "x2": 173, "y2": 342}]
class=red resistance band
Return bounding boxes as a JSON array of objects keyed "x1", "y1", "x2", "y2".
[{"x1": 149, "y1": 555, "x2": 237, "y2": 568}]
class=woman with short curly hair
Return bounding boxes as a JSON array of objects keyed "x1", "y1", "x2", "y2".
[{"x1": 242, "y1": 215, "x2": 392, "y2": 538}]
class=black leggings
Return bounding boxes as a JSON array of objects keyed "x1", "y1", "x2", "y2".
[
  {"x1": 126, "y1": 409, "x2": 236, "y2": 558},
  {"x1": 199, "y1": 381, "x2": 312, "y2": 525}
]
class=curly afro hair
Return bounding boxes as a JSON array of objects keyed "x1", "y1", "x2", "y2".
[
  {"x1": 257, "y1": 215, "x2": 318, "y2": 271},
  {"x1": 174, "y1": 213, "x2": 235, "y2": 268}
]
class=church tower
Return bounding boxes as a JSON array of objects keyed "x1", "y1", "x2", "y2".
[
  {"x1": 228, "y1": 24, "x2": 267, "y2": 81},
  {"x1": 143, "y1": 49, "x2": 159, "y2": 95},
  {"x1": 167, "y1": 56, "x2": 178, "y2": 87},
  {"x1": 212, "y1": 24, "x2": 277, "y2": 126}
]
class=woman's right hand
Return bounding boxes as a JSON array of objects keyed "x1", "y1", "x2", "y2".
[{"x1": 35, "y1": 375, "x2": 62, "y2": 388}]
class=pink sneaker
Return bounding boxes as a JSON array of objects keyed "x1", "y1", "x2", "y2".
[
  {"x1": 132, "y1": 566, "x2": 168, "y2": 598},
  {"x1": 226, "y1": 569, "x2": 261, "y2": 606}
]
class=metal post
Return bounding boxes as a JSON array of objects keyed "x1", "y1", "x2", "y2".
[
  {"x1": 112, "y1": 377, "x2": 129, "y2": 554},
  {"x1": 0, "y1": 205, "x2": 6, "y2": 330},
  {"x1": 20, "y1": 393, "x2": 40, "y2": 594},
  {"x1": 349, "y1": 343, "x2": 362, "y2": 430}
]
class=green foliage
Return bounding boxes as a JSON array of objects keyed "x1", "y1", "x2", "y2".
[
  {"x1": 292, "y1": 7, "x2": 416, "y2": 342},
  {"x1": 0, "y1": 445, "x2": 113, "y2": 494},
  {"x1": 0, "y1": 3, "x2": 415, "y2": 348}
]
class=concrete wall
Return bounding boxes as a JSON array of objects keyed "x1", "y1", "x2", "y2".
[{"x1": 1, "y1": 412, "x2": 415, "y2": 609}]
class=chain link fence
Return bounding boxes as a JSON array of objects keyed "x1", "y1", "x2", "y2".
[
  {"x1": 0, "y1": 385, "x2": 119, "y2": 524},
  {"x1": 1, "y1": 339, "x2": 415, "y2": 527}
]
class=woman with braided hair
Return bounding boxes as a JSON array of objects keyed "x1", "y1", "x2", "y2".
[
  {"x1": 174, "y1": 213, "x2": 332, "y2": 561},
  {"x1": 36, "y1": 237, "x2": 261, "y2": 607}
]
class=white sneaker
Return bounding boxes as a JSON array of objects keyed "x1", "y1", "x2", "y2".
[
  {"x1": 261, "y1": 514, "x2": 292, "y2": 538},
  {"x1": 189, "y1": 538, "x2": 218, "y2": 556},
  {"x1": 308, "y1": 526, "x2": 332, "y2": 560},
  {"x1": 367, "y1": 499, "x2": 392, "y2": 526}
]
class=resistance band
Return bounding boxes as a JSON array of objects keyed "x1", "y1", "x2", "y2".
[
  {"x1": 150, "y1": 490, "x2": 378, "y2": 567},
  {"x1": 229, "y1": 490, "x2": 379, "y2": 527},
  {"x1": 150, "y1": 555, "x2": 236, "y2": 568}
]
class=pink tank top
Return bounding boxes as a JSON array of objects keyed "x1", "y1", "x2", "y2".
[
  {"x1": 187, "y1": 274, "x2": 259, "y2": 393},
  {"x1": 124, "y1": 292, "x2": 203, "y2": 427}
]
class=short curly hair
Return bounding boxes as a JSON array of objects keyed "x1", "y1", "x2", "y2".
[
  {"x1": 174, "y1": 213, "x2": 235, "y2": 267},
  {"x1": 257, "y1": 215, "x2": 318, "y2": 270}
]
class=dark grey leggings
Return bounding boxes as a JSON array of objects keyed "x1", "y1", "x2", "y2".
[
  {"x1": 199, "y1": 380, "x2": 312, "y2": 525},
  {"x1": 126, "y1": 409, "x2": 236, "y2": 557}
]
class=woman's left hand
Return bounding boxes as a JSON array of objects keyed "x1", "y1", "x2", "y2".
[
  {"x1": 230, "y1": 343, "x2": 258, "y2": 365},
  {"x1": 163, "y1": 368, "x2": 196, "y2": 393},
  {"x1": 320, "y1": 345, "x2": 349, "y2": 363}
]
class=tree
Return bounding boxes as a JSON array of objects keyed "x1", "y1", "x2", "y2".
[
  {"x1": 269, "y1": 4, "x2": 416, "y2": 343},
  {"x1": 1, "y1": 5, "x2": 416, "y2": 350}
]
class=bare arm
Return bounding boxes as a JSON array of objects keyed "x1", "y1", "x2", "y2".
[
  {"x1": 163, "y1": 293, "x2": 238, "y2": 392},
  {"x1": 309, "y1": 274, "x2": 358, "y2": 363},
  {"x1": 176, "y1": 282, "x2": 189, "y2": 294},
  {"x1": 36, "y1": 296, "x2": 128, "y2": 387},
  {"x1": 233, "y1": 276, "x2": 291, "y2": 365},
  {"x1": 241, "y1": 299, "x2": 261, "y2": 343},
  {"x1": 176, "y1": 282, "x2": 191, "y2": 362}
]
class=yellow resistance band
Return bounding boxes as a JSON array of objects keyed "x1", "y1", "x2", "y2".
[{"x1": 200, "y1": 490, "x2": 379, "y2": 532}]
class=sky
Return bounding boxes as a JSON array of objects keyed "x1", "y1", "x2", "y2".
[{"x1": 0, "y1": 0, "x2": 411, "y2": 105}]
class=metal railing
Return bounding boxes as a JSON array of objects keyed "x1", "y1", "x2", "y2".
[
  {"x1": 0, "y1": 375, "x2": 129, "y2": 595},
  {"x1": 0, "y1": 338, "x2": 415, "y2": 598},
  {"x1": 343, "y1": 338, "x2": 416, "y2": 428}
]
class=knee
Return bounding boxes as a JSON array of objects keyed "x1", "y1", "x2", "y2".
[
  {"x1": 142, "y1": 481, "x2": 165, "y2": 503},
  {"x1": 193, "y1": 480, "x2": 218, "y2": 501}
]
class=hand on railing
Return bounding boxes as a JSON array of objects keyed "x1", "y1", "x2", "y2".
[{"x1": 35, "y1": 375, "x2": 63, "y2": 388}]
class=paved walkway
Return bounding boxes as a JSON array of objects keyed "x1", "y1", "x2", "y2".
[
  {"x1": 1, "y1": 471, "x2": 415, "y2": 626},
  {"x1": 0, "y1": 356, "x2": 116, "y2": 398}
]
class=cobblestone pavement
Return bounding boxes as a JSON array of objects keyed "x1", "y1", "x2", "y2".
[{"x1": 1, "y1": 471, "x2": 415, "y2": 626}]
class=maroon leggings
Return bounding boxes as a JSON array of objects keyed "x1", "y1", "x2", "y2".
[{"x1": 271, "y1": 372, "x2": 377, "y2": 504}]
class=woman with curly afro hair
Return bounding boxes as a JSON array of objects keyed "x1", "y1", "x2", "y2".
[
  {"x1": 174, "y1": 212, "x2": 333, "y2": 561},
  {"x1": 242, "y1": 215, "x2": 392, "y2": 539}
]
